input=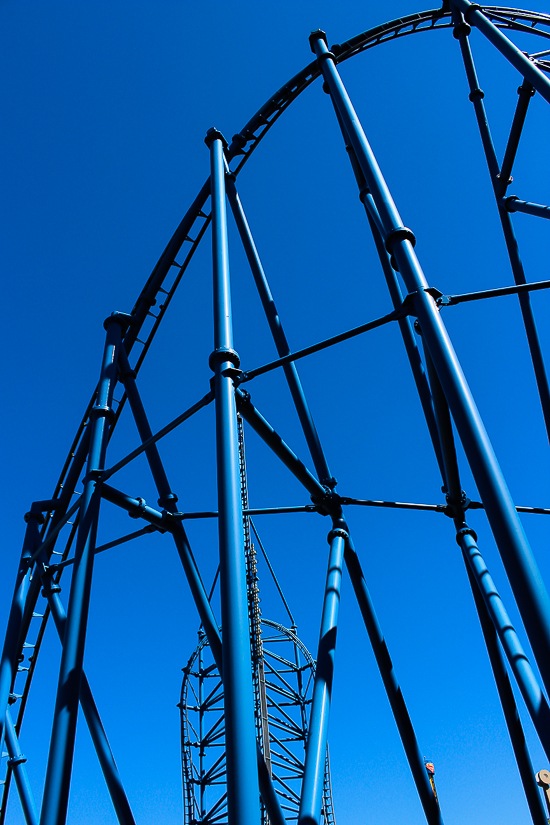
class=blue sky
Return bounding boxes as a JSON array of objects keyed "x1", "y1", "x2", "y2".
[{"x1": 2, "y1": 2, "x2": 550, "y2": 823}]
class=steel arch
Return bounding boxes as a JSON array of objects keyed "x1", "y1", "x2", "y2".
[{"x1": 3, "y1": 5, "x2": 550, "y2": 825}]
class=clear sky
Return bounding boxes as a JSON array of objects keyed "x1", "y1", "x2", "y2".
[{"x1": 2, "y1": 2, "x2": 550, "y2": 824}]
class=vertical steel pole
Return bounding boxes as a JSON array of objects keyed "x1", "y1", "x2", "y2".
[
  {"x1": 451, "y1": 0, "x2": 550, "y2": 103},
  {"x1": 117, "y1": 348, "x2": 286, "y2": 825},
  {"x1": 422, "y1": 344, "x2": 550, "y2": 762},
  {"x1": 451, "y1": 12, "x2": 550, "y2": 448},
  {"x1": 40, "y1": 312, "x2": 128, "y2": 825},
  {"x1": 311, "y1": 30, "x2": 550, "y2": 698},
  {"x1": 206, "y1": 127, "x2": 260, "y2": 825},
  {"x1": 299, "y1": 517, "x2": 346, "y2": 825},
  {"x1": 5, "y1": 708, "x2": 38, "y2": 825},
  {"x1": 38, "y1": 571, "x2": 136, "y2": 825},
  {"x1": 457, "y1": 525, "x2": 550, "y2": 759},
  {"x1": 225, "y1": 176, "x2": 335, "y2": 488}
]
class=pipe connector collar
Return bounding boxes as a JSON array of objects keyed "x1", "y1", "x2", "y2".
[
  {"x1": 327, "y1": 527, "x2": 349, "y2": 544},
  {"x1": 205, "y1": 127, "x2": 228, "y2": 149},
  {"x1": 384, "y1": 226, "x2": 416, "y2": 254},
  {"x1": 209, "y1": 347, "x2": 240, "y2": 371},
  {"x1": 455, "y1": 525, "x2": 478, "y2": 545},
  {"x1": 309, "y1": 29, "x2": 328, "y2": 53}
]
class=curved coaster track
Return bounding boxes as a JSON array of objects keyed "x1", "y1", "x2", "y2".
[{"x1": 2, "y1": 4, "x2": 550, "y2": 825}]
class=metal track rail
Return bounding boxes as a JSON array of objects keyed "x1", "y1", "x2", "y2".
[{"x1": 4, "y1": 7, "x2": 550, "y2": 821}]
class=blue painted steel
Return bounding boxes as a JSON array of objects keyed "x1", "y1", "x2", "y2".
[
  {"x1": 333, "y1": 110, "x2": 445, "y2": 482},
  {"x1": 117, "y1": 347, "x2": 175, "y2": 505},
  {"x1": 443, "y1": 279, "x2": 550, "y2": 306},
  {"x1": 504, "y1": 197, "x2": 550, "y2": 220},
  {"x1": 5, "y1": 709, "x2": 37, "y2": 825},
  {"x1": 242, "y1": 308, "x2": 401, "y2": 382},
  {"x1": 0, "y1": 512, "x2": 42, "y2": 757},
  {"x1": 40, "y1": 314, "x2": 126, "y2": 825},
  {"x1": 312, "y1": 30, "x2": 550, "y2": 701},
  {"x1": 451, "y1": 0, "x2": 550, "y2": 104},
  {"x1": 117, "y1": 348, "x2": 286, "y2": 825},
  {"x1": 457, "y1": 526, "x2": 550, "y2": 760},
  {"x1": 299, "y1": 522, "x2": 346, "y2": 825},
  {"x1": 5, "y1": 12, "x2": 550, "y2": 824},
  {"x1": 463, "y1": 559, "x2": 548, "y2": 825},
  {"x1": 496, "y1": 80, "x2": 534, "y2": 200},
  {"x1": 124, "y1": 179, "x2": 211, "y2": 357},
  {"x1": 421, "y1": 347, "x2": 462, "y2": 506},
  {"x1": 103, "y1": 390, "x2": 214, "y2": 480},
  {"x1": 207, "y1": 128, "x2": 260, "y2": 825},
  {"x1": 38, "y1": 571, "x2": 136, "y2": 825},
  {"x1": 423, "y1": 342, "x2": 550, "y2": 763},
  {"x1": 452, "y1": 13, "x2": 550, "y2": 450},
  {"x1": 343, "y1": 536, "x2": 444, "y2": 825},
  {"x1": 236, "y1": 389, "x2": 325, "y2": 500},
  {"x1": 225, "y1": 176, "x2": 334, "y2": 487},
  {"x1": 116, "y1": 348, "x2": 222, "y2": 664}
]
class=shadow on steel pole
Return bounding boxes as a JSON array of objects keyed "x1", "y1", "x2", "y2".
[
  {"x1": 310, "y1": 29, "x2": 550, "y2": 700},
  {"x1": 298, "y1": 515, "x2": 346, "y2": 825},
  {"x1": 206, "y1": 127, "x2": 260, "y2": 825},
  {"x1": 40, "y1": 312, "x2": 128, "y2": 825},
  {"x1": 463, "y1": 560, "x2": 548, "y2": 825},
  {"x1": 422, "y1": 343, "x2": 550, "y2": 818}
]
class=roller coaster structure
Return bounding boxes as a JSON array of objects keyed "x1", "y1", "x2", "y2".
[{"x1": 3, "y1": 3, "x2": 550, "y2": 824}]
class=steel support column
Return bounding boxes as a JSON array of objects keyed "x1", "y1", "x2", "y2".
[
  {"x1": 311, "y1": 30, "x2": 550, "y2": 699},
  {"x1": 457, "y1": 525, "x2": 550, "y2": 758},
  {"x1": 38, "y1": 571, "x2": 136, "y2": 825},
  {"x1": 452, "y1": 12, "x2": 550, "y2": 448},
  {"x1": 451, "y1": 0, "x2": 550, "y2": 103},
  {"x1": 422, "y1": 343, "x2": 550, "y2": 768},
  {"x1": 0, "y1": 505, "x2": 46, "y2": 754},
  {"x1": 298, "y1": 517, "x2": 346, "y2": 825},
  {"x1": 4, "y1": 708, "x2": 37, "y2": 825},
  {"x1": 463, "y1": 560, "x2": 548, "y2": 825},
  {"x1": 206, "y1": 127, "x2": 260, "y2": 825},
  {"x1": 40, "y1": 313, "x2": 127, "y2": 825},
  {"x1": 116, "y1": 348, "x2": 286, "y2": 825}
]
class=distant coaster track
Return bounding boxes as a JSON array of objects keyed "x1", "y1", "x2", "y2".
[{"x1": 3, "y1": 6, "x2": 550, "y2": 823}]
